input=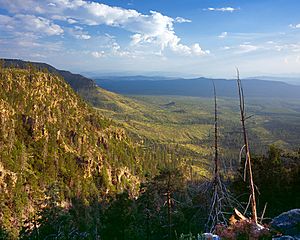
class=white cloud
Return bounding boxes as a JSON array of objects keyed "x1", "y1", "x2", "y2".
[
  {"x1": 175, "y1": 17, "x2": 192, "y2": 23},
  {"x1": 0, "y1": 0, "x2": 47, "y2": 13},
  {"x1": 68, "y1": 26, "x2": 91, "y2": 40},
  {"x1": 238, "y1": 44, "x2": 258, "y2": 53},
  {"x1": 67, "y1": 18, "x2": 77, "y2": 24},
  {"x1": 0, "y1": 0, "x2": 208, "y2": 57},
  {"x1": 265, "y1": 41, "x2": 300, "y2": 52},
  {"x1": 218, "y1": 31, "x2": 228, "y2": 38},
  {"x1": 0, "y1": 14, "x2": 13, "y2": 23},
  {"x1": 289, "y1": 23, "x2": 300, "y2": 29},
  {"x1": 222, "y1": 43, "x2": 259, "y2": 54},
  {"x1": 191, "y1": 43, "x2": 210, "y2": 56},
  {"x1": 17, "y1": 14, "x2": 64, "y2": 35},
  {"x1": 76, "y1": 34, "x2": 90, "y2": 40},
  {"x1": 91, "y1": 51, "x2": 105, "y2": 58},
  {"x1": 222, "y1": 46, "x2": 231, "y2": 50},
  {"x1": 205, "y1": 7, "x2": 238, "y2": 12},
  {"x1": 0, "y1": 13, "x2": 63, "y2": 36}
]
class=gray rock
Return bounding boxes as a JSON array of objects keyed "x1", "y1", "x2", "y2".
[
  {"x1": 199, "y1": 233, "x2": 220, "y2": 240},
  {"x1": 272, "y1": 236, "x2": 296, "y2": 240},
  {"x1": 271, "y1": 209, "x2": 300, "y2": 236}
]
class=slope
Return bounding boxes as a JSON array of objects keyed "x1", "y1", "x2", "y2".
[{"x1": 0, "y1": 66, "x2": 141, "y2": 237}]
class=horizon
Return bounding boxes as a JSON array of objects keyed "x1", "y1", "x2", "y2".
[{"x1": 1, "y1": 0, "x2": 300, "y2": 79}]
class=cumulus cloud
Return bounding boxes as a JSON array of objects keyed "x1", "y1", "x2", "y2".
[
  {"x1": 205, "y1": 7, "x2": 238, "y2": 12},
  {"x1": 0, "y1": 13, "x2": 63, "y2": 36},
  {"x1": 0, "y1": 0, "x2": 46, "y2": 13},
  {"x1": 218, "y1": 32, "x2": 228, "y2": 38},
  {"x1": 191, "y1": 44, "x2": 210, "y2": 56},
  {"x1": 17, "y1": 14, "x2": 64, "y2": 35},
  {"x1": 0, "y1": 0, "x2": 208, "y2": 56}
]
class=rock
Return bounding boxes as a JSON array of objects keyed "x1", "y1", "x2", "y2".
[
  {"x1": 200, "y1": 233, "x2": 220, "y2": 240},
  {"x1": 271, "y1": 209, "x2": 300, "y2": 236},
  {"x1": 272, "y1": 236, "x2": 299, "y2": 240}
]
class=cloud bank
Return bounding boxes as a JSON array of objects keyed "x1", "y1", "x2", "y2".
[{"x1": 0, "y1": 0, "x2": 209, "y2": 57}]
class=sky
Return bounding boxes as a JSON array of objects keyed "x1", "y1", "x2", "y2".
[{"x1": 1, "y1": 0, "x2": 300, "y2": 78}]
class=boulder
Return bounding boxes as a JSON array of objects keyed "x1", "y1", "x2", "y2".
[
  {"x1": 272, "y1": 236, "x2": 299, "y2": 240},
  {"x1": 200, "y1": 233, "x2": 220, "y2": 240},
  {"x1": 271, "y1": 209, "x2": 300, "y2": 236}
]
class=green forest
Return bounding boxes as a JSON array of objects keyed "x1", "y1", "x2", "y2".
[{"x1": 0, "y1": 62, "x2": 299, "y2": 239}]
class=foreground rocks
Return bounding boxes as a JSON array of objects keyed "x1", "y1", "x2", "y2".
[{"x1": 271, "y1": 209, "x2": 300, "y2": 240}]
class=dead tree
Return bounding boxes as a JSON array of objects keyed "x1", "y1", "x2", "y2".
[
  {"x1": 206, "y1": 81, "x2": 240, "y2": 232},
  {"x1": 236, "y1": 69, "x2": 258, "y2": 224},
  {"x1": 209, "y1": 81, "x2": 224, "y2": 228},
  {"x1": 213, "y1": 80, "x2": 219, "y2": 183}
]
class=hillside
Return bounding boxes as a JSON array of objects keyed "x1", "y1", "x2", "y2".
[
  {"x1": 0, "y1": 66, "x2": 142, "y2": 238},
  {"x1": 95, "y1": 76, "x2": 300, "y2": 99},
  {"x1": 2, "y1": 59, "x2": 96, "y2": 91}
]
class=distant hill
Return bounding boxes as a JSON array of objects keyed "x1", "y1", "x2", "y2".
[
  {"x1": 1, "y1": 58, "x2": 122, "y2": 110},
  {"x1": 248, "y1": 76, "x2": 300, "y2": 86},
  {"x1": 95, "y1": 76, "x2": 300, "y2": 98},
  {"x1": 93, "y1": 75, "x2": 180, "y2": 81}
]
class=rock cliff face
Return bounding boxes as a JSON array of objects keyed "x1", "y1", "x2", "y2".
[{"x1": 0, "y1": 67, "x2": 140, "y2": 236}]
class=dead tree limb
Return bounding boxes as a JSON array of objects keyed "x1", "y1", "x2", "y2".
[{"x1": 236, "y1": 69, "x2": 258, "y2": 224}]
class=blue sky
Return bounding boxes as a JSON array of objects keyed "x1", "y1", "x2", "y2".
[{"x1": 1, "y1": 0, "x2": 300, "y2": 78}]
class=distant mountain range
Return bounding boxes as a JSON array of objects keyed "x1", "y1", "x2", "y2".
[
  {"x1": 247, "y1": 76, "x2": 300, "y2": 85},
  {"x1": 95, "y1": 76, "x2": 300, "y2": 98},
  {"x1": 3, "y1": 59, "x2": 300, "y2": 99}
]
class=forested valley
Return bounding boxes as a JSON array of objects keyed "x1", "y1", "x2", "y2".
[{"x1": 0, "y1": 60, "x2": 299, "y2": 240}]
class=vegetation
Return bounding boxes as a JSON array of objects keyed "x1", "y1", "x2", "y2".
[
  {"x1": 0, "y1": 66, "x2": 145, "y2": 238},
  {"x1": 0, "y1": 61, "x2": 299, "y2": 239},
  {"x1": 232, "y1": 145, "x2": 300, "y2": 218},
  {"x1": 94, "y1": 91, "x2": 300, "y2": 174}
]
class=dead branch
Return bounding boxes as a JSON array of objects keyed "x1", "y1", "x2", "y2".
[
  {"x1": 260, "y1": 203, "x2": 267, "y2": 224},
  {"x1": 236, "y1": 69, "x2": 258, "y2": 224},
  {"x1": 205, "y1": 80, "x2": 242, "y2": 233},
  {"x1": 234, "y1": 208, "x2": 247, "y2": 221}
]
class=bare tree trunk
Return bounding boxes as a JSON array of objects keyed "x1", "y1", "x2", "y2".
[
  {"x1": 236, "y1": 69, "x2": 258, "y2": 224},
  {"x1": 213, "y1": 80, "x2": 219, "y2": 183},
  {"x1": 167, "y1": 172, "x2": 172, "y2": 240},
  {"x1": 146, "y1": 192, "x2": 150, "y2": 240},
  {"x1": 212, "y1": 80, "x2": 220, "y2": 221}
]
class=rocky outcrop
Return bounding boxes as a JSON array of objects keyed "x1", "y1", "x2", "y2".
[{"x1": 271, "y1": 209, "x2": 300, "y2": 239}]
